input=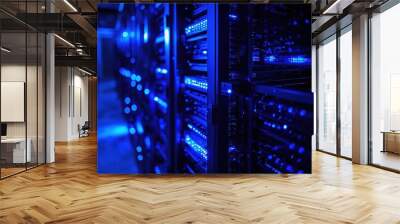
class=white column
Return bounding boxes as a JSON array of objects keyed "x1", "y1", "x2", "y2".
[
  {"x1": 46, "y1": 1, "x2": 55, "y2": 163},
  {"x1": 352, "y1": 14, "x2": 369, "y2": 164}
]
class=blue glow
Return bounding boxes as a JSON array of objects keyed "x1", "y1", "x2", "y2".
[
  {"x1": 298, "y1": 147, "x2": 305, "y2": 154},
  {"x1": 184, "y1": 135, "x2": 207, "y2": 160},
  {"x1": 164, "y1": 28, "x2": 170, "y2": 44},
  {"x1": 124, "y1": 97, "x2": 131, "y2": 105},
  {"x1": 264, "y1": 55, "x2": 276, "y2": 63},
  {"x1": 145, "y1": 136, "x2": 151, "y2": 148},
  {"x1": 144, "y1": 89, "x2": 150, "y2": 95},
  {"x1": 185, "y1": 19, "x2": 207, "y2": 36},
  {"x1": 287, "y1": 56, "x2": 310, "y2": 64},
  {"x1": 229, "y1": 14, "x2": 238, "y2": 20},
  {"x1": 129, "y1": 127, "x2": 136, "y2": 135},
  {"x1": 184, "y1": 77, "x2": 208, "y2": 91},
  {"x1": 144, "y1": 32, "x2": 148, "y2": 43},
  {"x1": 124, "y1": 107, "x2": 131, "y2": 114},
  {"x1": 119, "y1": 67, "x2": 131, "y2": 77},
  {"x1": 156, "y1": 67, "x2": 168, "y2": 74},
  {"x1": 131, "y1": 104, "x2": 138, "y2": 111},
  {"x1": 202, "y1": 50, "x2": 207, "y2": 55},
  {"x1": 283, "y1": 124, "x2": 288, "y2": 130},
  {"x1": 153, "y1": 96, "x2": 168, "y2": 108},
  {"x1": 118, "y1": 3, "x2": 124, "y2": 12},
  {"x1": 187, "y1": 124, "x2": 206, "y2": 139},
  {"x1": 98, "y1": 124, "x2": 129, "y2": 139},
  {"x1": 137, "y1": 84, "x2": 143, "y2": 91},
  {"x1": 136, "y1": 75, "x2": 142, "y2": 82},
  {"x1": 136, "y1": 146, "x2": 143, "y2": 153},
  {"x1": 122, "y1": 31, "x2": 129, "y2": 38},
  {"x1": 131, "y1": 81, "x2": 136, "y2": 87},
  {"x1": 137, "y1": 155, "x2": 143, "y2": 161},
  {"x1": 299, "y1": 109, "x2": 307, "y2": 117},
  {"x1": 136, "y1": 121, "x2": 144, "y2": 134},
  {"x1": 227, "y1": 89, "x2": 232, "y2": 94}
]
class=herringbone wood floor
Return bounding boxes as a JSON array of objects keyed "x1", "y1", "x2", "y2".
[{"x1": 1, "y1": 135, "x2": 400, "y2": 224}]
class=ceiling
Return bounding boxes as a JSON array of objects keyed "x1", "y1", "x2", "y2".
[{"x1": 0, "y1": 0, "x2": 392, "y2": 74}]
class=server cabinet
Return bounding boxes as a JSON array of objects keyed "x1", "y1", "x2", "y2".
[
  {"x1": 98, "y1": 3, "x2": 312, "y2": 174},
  {"x1": 174, "y1": 4, "x2": 218, "y2": 173},
  {"x1": 219, "y1": 4, "x2": 313, "y2": 173}
]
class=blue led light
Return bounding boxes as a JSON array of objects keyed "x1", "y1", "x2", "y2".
[
  {"x1": 124, "y1": 107, "x2": 131, "y2": 114},
  {"x1": 187, "y1": 124, "x2": 206, "y2": 139},
  {"x1": 299, "y1": 109, "x2": 307, "y2": 117},
  {"x1": 136, "y1": 121, "x2": 144, "y2": 134},
  {"x1": 286, "y1": 165, "x2": 294, "y2": 172},
  {"x1": 202, "y1": 50, "x2": 207, "y2": 55},
  {"x1": 287, "y1": 56, "x2": 310, "y2": 64},
  {"x1": 283, "y1": 124, "x2": 288, "y2": 130},
  {"x1": 144, "y1": 89, "x2": 150, "y2": 95},
  {"x1": 124, "y1": 97, "x2": 131, "y2": 105},
  {"x1": 137, "y1": 155, "x2": 143, "y2": 161},
  {"x1": 145, "y1": 136, "x2": 151, "y2": 148},
  {"x1": 136, "y1": 75, "x2": 142, "y2": 82},
  {"x1": 153, "y1": 96, "x2": 168, "y2": 108},
  {"x1": 184, "y1": 77, "x2": 208, "y2": 91},
  {"x1": 119, "y1": 67, "x2": 131, "y2": 77},
  {"x1": 156, "y1": 67, "x2": 168, "y2": 74},
  {"x1": 130, "y1": 81, "x2": 136, "y2": 87},
  {"x1": 164, "y1": 28, "x2": 170, "y2": 44},
  {"x1": 227, "y1": 89, "x2": 232, "y2": 94},
  {"x1": 136, "y1": 146, "x2": 142, "y2": 153},
  {"x1": 184, "y1": 135, "x2": 207, "y2": 160},
  {"x1": 129, "y1": 127, "x2": 136, "y2": 135},
  {"x1": 229, "y1": 14, "x2": 238, "y2": 20},
  {"x1": 264, "y1": 55, "x2": 276, "y2": 63},
  {"x1": 122, "y1": 31, "x2": 129, "y2": 38},
  {"x1": 137, "y1": 84, "x2": 143, "y2": 91},
  {"x1": 298, "y1": 147, "x2": 305, "y2": 154},
  {"x1": 131, "y1": 74, "x2": 136, "y2": 80},
  {"x1": 185, "y1": 19, "x2": 207, "y2": 36},
  {"x1": 143, "y1": 32, "x2": 148, "y2": 43},
  {"x1": 131, "y1": 104, "x2": 137, "y2": 111}
]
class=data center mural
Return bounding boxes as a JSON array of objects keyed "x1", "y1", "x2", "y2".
[{"x1": 98, "y1": 3, "x2": 313, "y2": 174}]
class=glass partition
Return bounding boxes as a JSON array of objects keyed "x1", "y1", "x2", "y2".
[
  {"x1": 317, "y1": 35, "x2": 337, "y2": 154},
  {"x1": 0, "y1": 1, "x2": 46, "y2": 179},
  {"x1": 370, "y1": 3, "x2": 400, "y2": 171},
  {"x1": 339, "y1": 28, "x2": 352, "y2": 158}
]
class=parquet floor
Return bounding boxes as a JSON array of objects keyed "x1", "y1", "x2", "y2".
[{"x1": 1, "y1": 135, "x2": 400, "y2": 224}]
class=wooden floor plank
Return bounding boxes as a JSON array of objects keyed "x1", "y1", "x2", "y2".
[{"x1": 1, "y1": 135, "x2": 400, "y2": 223}]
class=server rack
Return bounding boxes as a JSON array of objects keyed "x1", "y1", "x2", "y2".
[
  {"x1": 98, "y1": 3, "x2": 312, "y2": 174},
  {"x1": 174, "y1": 4, "x2": 218, "y2": 173}
]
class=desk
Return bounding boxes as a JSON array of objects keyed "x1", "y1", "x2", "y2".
[
  {"x1": 1, "y1": 138, "x2": 31, "y2": 163},
  {"x1": 382, "y1": 131, "x2": 400, "y2": 154}
]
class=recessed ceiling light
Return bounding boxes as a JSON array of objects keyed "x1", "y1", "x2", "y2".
[
  {"x1": 78, "y1": 67, "x2": 93, "y2": 76},
  {"x1": 54, "y1": 34, "x2": 75, "y2": 48},
  {"x1": 63, "y1": 0, "x2": 78, "y2": 12},
  {"x1": 1, "y1": 47, "x2": 11, "y2": 53}
]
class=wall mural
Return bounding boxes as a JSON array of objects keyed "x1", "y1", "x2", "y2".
[{"x1": 98, "y1": 3, "x2": 313, "y2": 174}]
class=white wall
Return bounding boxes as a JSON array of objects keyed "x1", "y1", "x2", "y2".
[{"x1": 55, "y1": 67, "x2": 89, "y2": 141}]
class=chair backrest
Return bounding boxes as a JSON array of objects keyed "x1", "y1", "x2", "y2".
[{"x1": 83, "y1": 121, "x2": 90, "y2": 129}]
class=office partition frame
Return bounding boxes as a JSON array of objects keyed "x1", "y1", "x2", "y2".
[
  {"x1": 0, "y1": 0, "x2": 47, "y2": 180},
  {"x1": 315, "y1": 24, "x2": 353, "y2": 161},
  {"x1": 367, "y1": 0, "x2": 400, "y2": 173}
]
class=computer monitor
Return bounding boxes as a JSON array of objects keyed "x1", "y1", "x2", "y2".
[{"x1": 1, "y1": 123, "x2": 7, "y2": 137}]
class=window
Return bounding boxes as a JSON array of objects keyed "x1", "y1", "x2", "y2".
[
  {"x1": 317, "y1": 36, "x2": 337, "y2": 154},
  {"x1": 370, "y1": 3, "x2": 400, "y2": 171}
]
